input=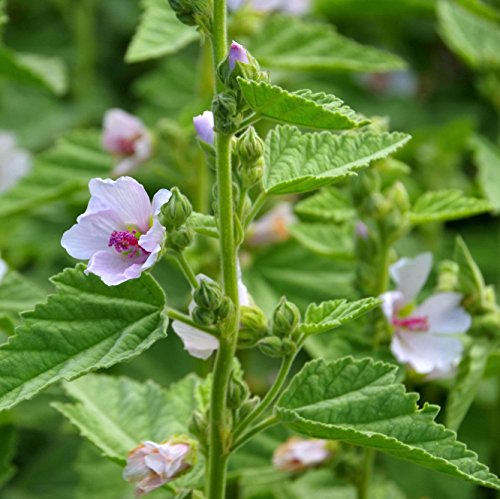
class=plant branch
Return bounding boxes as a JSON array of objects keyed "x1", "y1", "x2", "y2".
[
  {"x1": 174, "y1": 251, "x2": 199, "y2": 289},
  {"x1": 166, "y1": 308, "x2": 218, "y2": 337},
  {"x1": 232, "y1": 415, "x2": 279, "y2": 452},
  {"x1": 244, "y1": 191, "x2": 267, "y2": 228}
]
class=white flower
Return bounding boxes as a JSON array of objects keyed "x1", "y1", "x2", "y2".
[
  {"x1": 247, "y1": 203, "x2": 295, "y2": 247},
  {"x1": 228, "y1": 0, "x2": 309, "y2": 15},
  {"x1": 0, "y1": 132, "x2": 32, "y2": 194},
  {"x1": 172, "y1": 271, "x2": 251, "y2": 359},
  {"x1": 381, "y1": 253, "x2": 471, "y2": 379},
  {"x1": 273, "y1": 437, "x2": 331, "y2": 472},
  {"x1": 0, "y1": 257, "x2": 7, "y2": 283},
  {"x1": 102, "y1": 109, "x2": 152, "y2": 176},
  {"x1": 123, "y1": 438, "x2": 195, "y2": 497},
  {"x1": 61, "y1": 177, "x2": 170, "y2": 286}
]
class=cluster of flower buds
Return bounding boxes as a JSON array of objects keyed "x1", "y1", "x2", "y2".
[
  {"x1": 235, "y1": 126, "x2": 264, "y2": 188},
  {"x1": 123, "y1": 436, "x2": 197, "y2": 497},
  {"x1": 238, "y1": 304, "x2": 268, "y2": 348},
  {"x1": 192, "y1": 278, "x2": 232, "y2": 326},
  {"x1": 227, "y1": 366, "x2": 251, "y2": 410},
  {"x1": 258, "y1": 297, "x2": 301, "y2": 358},
  {"x1": 159, "y1": 187, "x2": 194, "y2": 252}
]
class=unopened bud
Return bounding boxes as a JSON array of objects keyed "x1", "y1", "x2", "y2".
[
  {"x1": 272, "y1": 297, "x2": 300, "y2": 338},
  {"x1": 257, "y1": 336, "x2": 297, "y2": 358},
  {"x1": 192, "y1": 306, "x2": 216, "y2": 327},
  {"x1": 238, "y1": 305, "x2": 268, "y2": 348},
  {"x1": 212, "y1": 92, "x2": 241, "y2": 135},
  {"x1": 161, "y1": 187, "x2": 192, "y2": 230},
  {"x1": 215, "y1": 296, "x2": 233, "y2": 321},
  {"x1": 227, "y1": 371, "x2": 250, "y2": 409},
  {"x1": 237, "y1": 395, "x2": 260, "y2": 420},
  {"x1": 437, "y1": 260, "x2": 459, "y2": 292},
  {"x1": 387, "y1": 181, "x2": 410, "y2": 215},
  {"x1": 194, "y1": 279, "x2": 224, "y2": 311},
  {"x1": 193, "y1": 110, "x2": 215, "y2": 146},
  {"x1": 168, "y1": 0, "x2": 211, "y2": 30},
  {"x1": 167, "y1": 226, "x2": 194, "y2": 251},
  {"x1": 236, "y1": 126, "x2": 264, "y2": 165},
  {"x1": 188, "y1": 410, "x2": 207, "y2": 440}
]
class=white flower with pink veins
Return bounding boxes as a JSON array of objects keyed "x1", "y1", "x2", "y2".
[
  {"x1": 172, "y1": 272, "x2": 252, "y2": 359},
  {"x1": 227, "y1": 0, "x2": 309, "y2": 15},
  {"x1": 61, "y1": 176, "x2": 170, "y2": 286},
  {"x1": 0, "y1": 131, "x2": 32, "y2": 194},
  {"x1": 273, "y1": 437, "x2": 331, "y2": 472},
  {"x1": 247, "y1": 202, "x2": 295, "y2": 247},
  {"x1": 102, "y1": 109, "x2": 153, "y2": 176},
  {"x1": 123, "y1": 439, "x2": 195, "y2": 497},
  {"x1": 381, "y1": 252, "x2": 471, "y2": 379}
]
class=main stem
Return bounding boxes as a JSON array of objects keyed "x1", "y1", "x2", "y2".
[{"x1": 207, "y1": 2, "x2": 240, "y2": 497}]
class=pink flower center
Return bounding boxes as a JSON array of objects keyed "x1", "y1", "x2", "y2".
[
  {"x1": 393, "y1": 315, "x2": 429, "y2": 332},
  {"x1": 115, "y1": 136, "x2": 138, "y2": 156},
  {"x1": 108, "y1": 230, "x2": 149, "y2": 258}
]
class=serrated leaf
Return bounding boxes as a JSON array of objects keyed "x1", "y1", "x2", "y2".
[
  {"x1": 249, "y1": 16, "x2": 406, "y2": 73},
  {"x1": 0, "y1": 271, "x2": 45, "y2": 318},
  {"x1": 470, "y1": 135, "x2": 500, "y2": 213},
  {"x1": 125, "y1": 0, "x2": 198, "y2": 63},
  {"x1": 0, "y1": 265, "x2": 167, "y2": 411},
  {"x1": 0, "y1": 130, "x2": 113, "y2": 220},
  {"x1": 186, "y1": 212, "x2": 218, "y2": 238},
  {"x1": 301, "y1": 298, "x2": 381, "y2": 334},
  {"x1": 276, "y1": 357, "x2": 500, "y2": 490},
  {"x1": 264, "y1": 126, "x2": 410, "y2": 195},
  {"x1": 239, "y1": 80, "x2": 368, "y2": 131},
  {"x1": 0, "y1": 47, "x2": 67, "y2": 95},
  {"x1": 294, "y1": 188, "x2": 355, "y2": 223},
  {"x1": 445, "y1": 340, "x2": 489, "y2": 431},
  {"x1": 410, "y1": 190, "x2": 491, "y2": 224},
  {"x1": 53, "y1": 374, "x2": 198, "y2": 461},
  {"x1": 289, "y1": 222, "x2": 354, "y2": 258},
  {"x1": 438, "y1": 0, "x2": 500, "y2": 69}
]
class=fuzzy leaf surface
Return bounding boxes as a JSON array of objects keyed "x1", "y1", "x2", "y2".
[
  {"x1": 276, "y1": 357, "x2": 500, "y2": 490},
  {"x1": 438, "y1": 0, "x2": 500, "y2": 69},
  {"x1": 239, "y1": 80, "x2": 368, "y2": 131},
  {"x1": 410, "y1": 190, "x2": 491, "y2": 224},
  {"x1": 264, "y1": 126, "x2": 410, "y2": 195},
  {"x1": 249, "y1": 16, "x2": 406, "y2": 72},
  {"x1": 289, "y1": 223, "x2": 354, "y2": 258},
  {"x1": 301, "y1": 298, "x2": 381, "y2": 335},
  {"x1": 125, "y1": 0, "x2": 198, "y2": 63},
  {"x1": 0, "y1": 265, "x2": 167, "y2": 411}
]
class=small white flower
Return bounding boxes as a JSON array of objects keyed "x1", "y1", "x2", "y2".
[
  {"x1": 273, "y1": 437, "x2": 331, "y2": 472},
  {"x1": 102, "y1": 109, "x2": 152, "y2": 176},
  {"x1": 247, "y1": 203, "x2": 295, "y2": 247},
  {"x1": 0, "y1": 132, "x2": 32, "y2": 194},
  {"x1": 172, "y1": 272, "x2": 251, "y2": 359},
  {"x1": 228, "y1": 0, "x2": 309, "y2": 15},
  {"x1": 381, "y1": 253, "x2": 471, "y2": 379},
  {"x1": 61, "y1": 177, "x2": 170, "y2": 286},
  {"x1": 123, "y1": 438, "x2": 196, "y2": 498},
  {"x1": 0, "y1": 257, "x2": 7, "y2": 283}
]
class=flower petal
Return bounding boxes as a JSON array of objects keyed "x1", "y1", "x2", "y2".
[
  {"x1": 193, "y1": 111, "x2": 215, "y2": 145},
  {"x1": 172, "y1": 321, "x2": 219, "y2": 360},
  {"x1": 139, "y1": 219, "x2": 165, "y2": 270},
  {"x1": 151, "y1": 189, "x2": 172, "y2": 216},
  {"x1": 380, "y1": 290, "x2": 404, "y2": 321},
  {"x1": 86, "y1": 177, "x2": 152, "y2": 232},
  {"x1": 61, "y1": 210, "x2": 124, "y2": 260},
  {"x1": 86, "y1": 250, "x2": 146, "y2": 286},
  {"x1": 415, "y1": 292, "x2": 471, "y2": 334},
  {"x1": 0, "y1": 258, "x2": 7, "y2": 283},
  {"x1": 389, "y1": 252, "x2": 432, "y2": 304},
  {"x1": 102, "y1": 109, "x2": 146, "y2": 154}
]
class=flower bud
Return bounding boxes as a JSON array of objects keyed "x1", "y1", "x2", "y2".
[
  {"x1": 188, "y1": 410, "x2": 207, "y2": 441},
  {"x1": 237, "y1": 126, "x2": 264, "y2": 165},
  {"x1": 168, "y1": 0, "x2": 212, "y2": 30},
  {"x1": 160, "y1": 187, "x2": 192, "y2": 230},
  {"x1": 192, "y1": 306, "x2": 216, "y2": 327},
  {"x1": 123, "y1": 436, "x2": 197, "y2": 497},
  {"x1": 237, "y1": 395, "x2": 260, "y2": 420},
  {"x1": 167, "y1": 227, "x2": 194, "y2": 251},
  {"x1": 257, "y1": 336, "x2": 297, "y2": 358},
  {"x1": 272, "y1": 438, "x2": 332, "y2": 473},
  {"x1": 212, "y1": 92, "x2": 241, "y2": 135},
  {"x1": 194, "y1": 279, "x2": 224, "y2": 311},
  {"x1": 215, "y1": 296, "x2": 233, "y2": 321},
  {"x1": 437, "y1": 260, "x2": 459, "y2": 292},
  {"x1": 227, "y1": 370, "x2": 250, "y2": 409},
  {"x1": 272, "y1": 297, "x2": 300, "y2": 338},
  {"x1": 387, "y1": 181, "x2": 410, "y2": 215},
  {"x1": 193, "y1": 111, "x2": 215, "y2": 146},
  {"x1": 238, "y1": 305, "x2": 268, "y2": 348}
]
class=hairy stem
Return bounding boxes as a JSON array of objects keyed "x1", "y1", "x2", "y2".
[{"x1": 232, "y1": 415, "x2": 279, "y2": 452}]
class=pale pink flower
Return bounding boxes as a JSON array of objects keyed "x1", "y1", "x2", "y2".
[
  {"x1": 172, "y1": 272, "x2": 251, "y2": 359},
  {"x1": 0, "y1": 257, "x2": 7, "y2": 283},
  {"x1": 247, "y1": 203, "x2": 295, "y2": 247},
  {"x1": 228, "y1": 0, "x2": 309, "y2": 15},
  {"x1": 0, "y1": 132, "x2": 31, "y2": 194},
  {"x1": 229, "y1": 41, "x2": 249, "y2": 70},
  {"x1": 273, "y1": 438, "x2": 331, "y2": 472},
  {"x1": 193, "y1": 111, "x2": 214, "y2": 145},
  {"x1": 381, "y1": 253, "x2": 471, "y2": 379},
  {"x1": 102, "y1": 109, "x2": 152, "y2": 176},
  {"x1": 123, "y1": 439, "x2": 195, "y2": 497},
  {"x1": 61, "y1": 177, "x2": 171, "y2": 286}
]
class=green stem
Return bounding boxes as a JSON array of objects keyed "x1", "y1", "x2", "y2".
[
  {"x1": 357, "y1": 448, "x2": 374, "y2": 499},
  {"x1": 175, "y1": 251, "x2": 199, "y2": 289},
  {"x1": 207, "y1": 2, "x2": 240, "y2": 495},
  {"x1": 236, "y1": 113, "x2": 261, "y2": 133},
  {"x1": 234, "y1": 353, "x2": 296, "y2": 439},
  {"x1": 244, "y1": 191, "x2": 267, "y2": 228},
  {"x1": 232, "y1": 415, "x2": 279, "y2": 452},
  {"x1": 166, "y1": 308, "x2": 219, "y2": 336}
]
